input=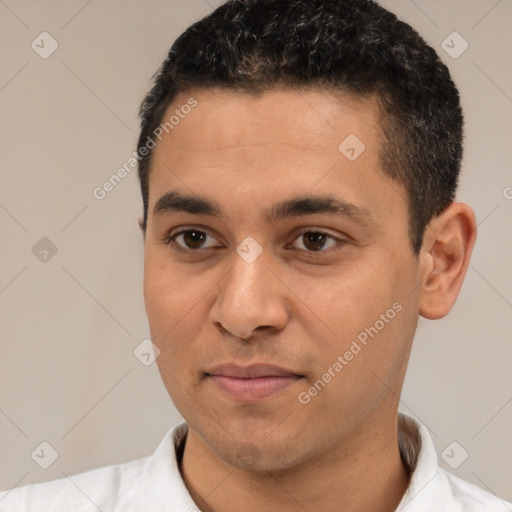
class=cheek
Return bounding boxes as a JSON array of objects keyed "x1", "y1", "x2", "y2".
[
  {"x1": 143, "y1": 252, "x2": 211, "y2": 369},
  {"x1": 144, "y1": 251, "x2": 195, "y2": 327},
  {"x1": 144, "y1": 260, "x2": 206, "y2": 410},
  {"x1": 293, "y1": 261, "x2": 390, "y2": 339},
  {"x1": 293, "y1": 257, "x2": 412, "y2": 385},
  {"x1": 297, "y1": 301, "x2": 413, "y2": 428}
]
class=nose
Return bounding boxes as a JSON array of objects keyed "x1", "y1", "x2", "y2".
[{"x1": 209, "y1": 249, "x2": 289, "y2": 341}]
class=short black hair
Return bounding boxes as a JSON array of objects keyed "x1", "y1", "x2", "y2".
[{"x1": 137, "y1": 0, "x2": 463, "y2": 254}]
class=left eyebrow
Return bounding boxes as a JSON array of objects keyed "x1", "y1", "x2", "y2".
[
  {"x1": 266, "y1": 196, "x2": 375, "y2": 227},
  {"x1": 152, "y1": 190, "x2": 375, "y2": 228}
]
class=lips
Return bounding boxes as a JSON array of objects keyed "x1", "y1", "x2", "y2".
[
  {"x1": 207, "y1": 363, "x2": 301, "y2": 379},
  {"x1": 206, "y1": 363, "x2": 303, "y2": 401}
]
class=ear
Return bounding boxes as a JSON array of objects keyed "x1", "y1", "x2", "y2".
[
  {"x1": 418, "y1": 202, "x2": 477, "y2": 319},
  {"x1": 138, "y1": 216, "x2": 146, "y2": 239}
]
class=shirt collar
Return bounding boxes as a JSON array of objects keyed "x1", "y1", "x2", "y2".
[
  {"x1": 395, "y1": 412, "x2": 442, "y2": 511},
  {"x1": 136, "y1": 412, "x2": 441, "y2": 510}
]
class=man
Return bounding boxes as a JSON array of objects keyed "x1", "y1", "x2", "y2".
[{"x1": 1, "y1": 0, "x2": 510, "y2": 510}]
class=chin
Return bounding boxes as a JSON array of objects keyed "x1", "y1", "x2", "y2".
[{"x1": 203, "y1": 428, "x2": 312, "y2": 474}]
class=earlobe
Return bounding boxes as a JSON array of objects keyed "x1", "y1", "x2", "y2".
[
  {"x1": 419, "y1": 202, "x2": 477, "y2": 320},
  {"x1": 138, "y1": 216, "x2": 146, "y2": 239}
]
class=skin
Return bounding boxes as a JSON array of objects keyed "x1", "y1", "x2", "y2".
[{"x1": 140, "y1": 87, "x2": 476, "y2": 512}]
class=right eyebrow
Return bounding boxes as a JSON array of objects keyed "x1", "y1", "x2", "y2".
[{"x1": 153, "y1": 191, "x2": 224, "y2": 219}]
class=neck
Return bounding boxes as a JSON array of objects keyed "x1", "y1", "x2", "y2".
[{"x1": 179, "y1": 409, "x2": 410, "y2": 512}]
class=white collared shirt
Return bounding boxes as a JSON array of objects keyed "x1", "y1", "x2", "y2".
[{"x1": 1, "y1": 413, "x2": 510, "y2": 511}]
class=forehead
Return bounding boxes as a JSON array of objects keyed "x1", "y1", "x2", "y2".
[
  {"x1": 146, "y1": 87, "x2": 402, "y2": 224},
  {"x1": 159, "y1": 87, "x2": 381, "y2": 154}
]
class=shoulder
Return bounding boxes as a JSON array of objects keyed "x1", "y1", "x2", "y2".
[
  {"x1": 397, "y1": 413, "x2": 511, "y2": 511},
  {"x1": 0, "y1": 423, "x2": 190, "y2": 512},
  {"x1": 0, "y1": 456, "x2": 148, "y2": 512},
  {"x1": 437, "y1": 468, "x2": 511, "y2": 512}
]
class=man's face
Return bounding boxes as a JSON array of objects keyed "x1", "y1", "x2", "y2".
[{"x1": 143, "y1": 88, "x2": 424, "y2": 471}]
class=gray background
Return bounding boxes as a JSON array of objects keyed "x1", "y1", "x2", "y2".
[{"x1": 1, "y1": 0, "x2": 511, "y2": 503}]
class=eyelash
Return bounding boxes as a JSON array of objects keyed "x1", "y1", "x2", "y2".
[{"x1": 162, "y1": 227, "x2": 347, "y2": 255}]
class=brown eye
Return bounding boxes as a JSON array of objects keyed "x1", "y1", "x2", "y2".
[
  {"x1": 291, "y1": 230, "x2": 339, "y2": 252},
  {"x1": 302, "y1": 232, "x2": 328, "y2": 251},
  {"x1": 182, "y1": 230, "x2": 207, "y2": 249},
  {"x1": 170, "y1": 229, "x2": 222, "y2": 250}
]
